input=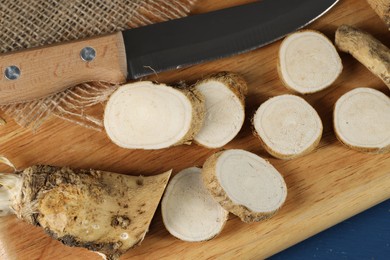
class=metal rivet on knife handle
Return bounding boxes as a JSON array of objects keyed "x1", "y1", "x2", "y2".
[
  {"x1": 80, "y1": 47, "x2": 96, "y2": 62},
  {"x1": 4, "y1": 65, "x2": 21, "y2": 80}
]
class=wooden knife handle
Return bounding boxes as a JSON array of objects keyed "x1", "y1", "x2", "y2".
[{"x1": 0, "y1": 32, "x2": 127, "y2": 104}]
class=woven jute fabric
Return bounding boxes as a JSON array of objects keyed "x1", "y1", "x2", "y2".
[{"x1": 0, "y1": 0, "x2": 197, "y2": 130}]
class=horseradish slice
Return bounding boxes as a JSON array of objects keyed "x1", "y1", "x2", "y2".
[
  {"x1": 253, "y1": 95, "x2": 323, "y2": 159},
  {"x1": 334, "y1": 87, "x2": 390, "y2": 153},
  {"x1": 202, "y1": 149, "x2": 287, "y2": 223},
  {"x1": 162, "y1": 167, "x2": 228, "y2": 241},
  {"x1": 278, "y1": 30, "x2": 343, "y2": 94},
  {"x1": 194, "y1": 72, "x2": 248, "y2": 148},
  {"x1": 104, "y1": 81, "x2": 205, "y2": 150}
]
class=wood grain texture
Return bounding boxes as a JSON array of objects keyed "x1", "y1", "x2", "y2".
[
  {"x1": 0, "y1": 0, "x2": 389, "y2": 259},
  {"x1": 367, "y1": 0, "x2": 390, "y2": 29},
  {"x1": 0, "y1": 32, "x2": 127, "y2": 104}
]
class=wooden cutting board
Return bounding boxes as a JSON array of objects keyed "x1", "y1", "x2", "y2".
[{"x1": 0, "y1": 0, "x2": 389, "y2": 259}]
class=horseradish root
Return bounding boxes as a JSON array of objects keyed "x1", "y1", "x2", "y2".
[
  {"x1": 161, "y1": 167, "x2": 228, "y2": 242},
  {"x1": 253, "y1": 95, "x2": 323, "y2": 159},
  {"x1": 104, "y1": 81, "x2": 205, "y2": 150},
  {"x1": 278, "y1": 30, "x2": 343, "y2": 94},
  {"x1": 334, "y1": 88, "x2": 390, "y2": 153},
  {"x1": 194, "y1": 72, "x2": 248, "y2": 148},
  {"x1": 0, "y1": 164, "x2": 171, "y2": 259},
  {"x1": 335, "y1": 25, "x2": 390, "y2": 89},
  {"x1": 202, "y1": 149, "x2": 287, "y2": 223},
  {"x1": 367, "y1": 0, "x2": 390, "y2": 29}
]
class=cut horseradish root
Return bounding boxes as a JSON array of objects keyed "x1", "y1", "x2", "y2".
[
  {"x1": 161, "y1": 167, "x2": 228, "y2": 242},
  {"x1": 253, "y1": 95, "x2": 323, "y2": 159},
  {"x1": 194, "y1": 72, "x2": 248, "y2": 148},
  {"x1": 0, "y1": 164, "x2": 171, "y2": 260},
  {"x1": 104, "y1": 81, "x2": 205, "y2": 150},
  {"x1": 334, "y1": 87, "x2": 390, "y2": 153},
  {"x1": 202, "y1": 149, "x2": 287, "y2": 223},
  {"x1": 278, "y1": 30, "x2": 343, "y2": 94}
]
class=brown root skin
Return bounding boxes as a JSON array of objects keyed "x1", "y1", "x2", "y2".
[
  {"x1": 202, "y1": 152, "x2": 277, "y2": 223},
  {"x1": 176, "y1": 88, "x2": 205, "y2": 146},
  {"x1": 367, "y1": 0, "x2": 390, "y2": 30},
  {"x1": 335, "y1": 25, "x2": 390, "y2": 89},
  {"x1": 12, "y1": 165, "x2": 171, "y2": 259}
]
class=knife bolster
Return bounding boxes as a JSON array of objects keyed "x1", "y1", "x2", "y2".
[{"x1": 0, "y1": 32, "x2": 127, "y2": 104}]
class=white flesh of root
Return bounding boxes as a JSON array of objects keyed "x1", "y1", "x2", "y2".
[
  {"x1": 161, "y1": 167, "x2": 228, "y2": 242},
  {"x1": 0, "y1": 173, "x2": 22, "y2": 216},
  {"x1": 334, "y1": 87, "x2": 390, "y2": 153},
  {"x1": 194, "y1": 72, "x2": 247, "y2": 148},
  {"x1": 104, "y1": 81, "x2": 204, "y2": 150},
  {"x1": 253, "y1": 95, "x2": 323, "y2": 159},
  {"x1": 203, "y1": 149, "x2": 287, "y2": 223},
  {"x1": 278, "y1": 30, "x2": 343, "y2": 94}
]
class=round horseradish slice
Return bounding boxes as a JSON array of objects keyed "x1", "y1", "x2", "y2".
[
  {"x1": 253, "y1": 95, "x2": 323, "y2": 159},
  {"x1": 334, "y1": 87, "x2": 390, "y2": 153},
  {"x1": 202, "y1": 149, "x2": 287, "y2": 223},
  {"x1": 162, "y1": 167, "x2": 228, "y2": 241}
]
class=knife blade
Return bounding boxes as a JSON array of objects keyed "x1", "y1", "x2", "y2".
[{"x1": 0, "y1": 0, "x2": 338, "y2": 104}]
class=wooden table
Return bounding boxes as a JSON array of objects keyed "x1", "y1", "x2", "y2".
[{"x1": 0, "y1": 0, "x2": 389, "y2": 259}]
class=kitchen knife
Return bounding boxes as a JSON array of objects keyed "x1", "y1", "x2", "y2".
[{"x1": 0, "y1": 0, "x2": 339, "y2": 104}]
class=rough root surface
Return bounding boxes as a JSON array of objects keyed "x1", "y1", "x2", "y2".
[
  {"x1": 335, "y1": 25, "x2": 390, "y2": 89},
  {"x1": 13, "y1": 165, "x2": 171, "y2": 259}
]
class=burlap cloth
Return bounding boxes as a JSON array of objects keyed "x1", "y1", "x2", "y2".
[{"x1": 0, "y1": 0, "x2": 197, "y2": 130}]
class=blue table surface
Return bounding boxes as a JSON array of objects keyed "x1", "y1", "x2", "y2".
[{"x1": 270, "y1": 199, "x2": 390, "y2": 260}]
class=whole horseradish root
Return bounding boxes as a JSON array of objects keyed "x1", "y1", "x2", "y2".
[{"x1": 0, "y1": 162, "x2": 171, "y2": 260}]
